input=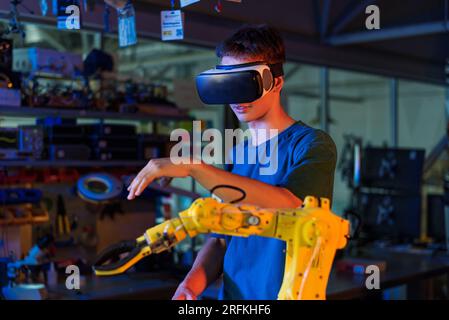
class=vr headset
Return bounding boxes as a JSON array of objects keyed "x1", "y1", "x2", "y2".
[{"x1": 196, "y1": 61, "x2": 284, "y2": 105}]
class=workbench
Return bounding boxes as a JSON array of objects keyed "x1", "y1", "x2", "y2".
[
  {"x1": 46, "y1": 248, "x2": 449, "y2": 300},
  {"x1": 47, "y1": 272, "x2": 179, "y2": 300},
  {"x1": 327, "y1": 248, "x2": 449, "y2": 299}
]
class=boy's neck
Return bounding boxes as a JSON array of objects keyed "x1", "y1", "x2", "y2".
[{"x1": 247, "y1": 103, "x2": 296, "y2": 133}]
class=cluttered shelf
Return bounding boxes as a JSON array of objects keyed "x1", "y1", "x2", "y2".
[
  {"x1": 0, "y1": 160, "x2": 146, "y2": 168},
  {"x1": 0, "y1": 200, "x2": 50, "y2": 226},
  {"x1": 0, "y1": 105, "x2": 193, "y2": 122},
  {"x1": 0, "y1": 120, "x2": 184, "y2": 169},
  {"x1": 0, "y1": 215, "x2": 49, "y2": 226}
]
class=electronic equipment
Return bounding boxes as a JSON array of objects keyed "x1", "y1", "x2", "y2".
[
  {"x1": 0, "y1": 128, "x2": 29, "y2": 160},
  {"x1": 48, "y1": 135, "x2": 89, "y2": 145},
  {"x1": 44, "y1": 124, "x2": 88, "y2": 151},
  {"x1": 93, "y1": 148, "x2": 137, "y2": 161},
  {"x1": 37, "y1": 122, "x2": 140, "y2": 161},
  {"x1": 361, "y1": 147, "x2": 425, "y2": 192},
  {"x1": 138, "y1": 134, "x2": 171, "y2": 160},
  {"x1": 340, "y1": 142, "x2": 425, "y2": 245},
  {"x1": 43, "y1": 124, "x2": 137, "y2": 139},
  {"x1": 358, "y1": 192, "x2": 421, "y2": 241},
  {"x1": 48, "y1": 144, "x2": 90, "y2": 161},
  {"x1": 139, "y1": 144, "x2": 161, "y2": 160},
  {"x1": 45, "y1": 125, "x2": 84, "y2": 137},
  {"x1": 18, "y1": 126, "x2": 44, "y2": 159},
  {"x1": 0, "y1": 128, "x2": 17, "y2": 149},
  {"x1": 427, "y1": 194, "x2": 449, "y2": 249},
  {"x1": 84, "y1": 124, "x2": 136, "y2": 136},
  {"x1": 90, "y1": 136, "x2": 138, "y2": 150}
]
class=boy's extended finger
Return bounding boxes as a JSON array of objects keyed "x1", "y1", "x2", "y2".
[
  {"x1": 184, "y1": 289, "x2": 197, "y2": 300},
  {"x1": 172, "y1": 293, "x2": 186, "y2": 300},
  {"x1": 135, "y1": 175, "x2": 154, "y2": 196},
  {"x1": 127, "y1": 178, "x2": 141, "y2": 200}
]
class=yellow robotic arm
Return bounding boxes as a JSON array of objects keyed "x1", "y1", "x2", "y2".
[{"x1": 93, "y1": 196, "x2": 350, "y2": 300}]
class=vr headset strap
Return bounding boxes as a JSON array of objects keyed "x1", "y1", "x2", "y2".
[
  {"x1": 268, "y1": 63, "x2": 284, "y2": 78},
  {"x1": 215, "y1": 61, "x2": 284, "y2": 77}
]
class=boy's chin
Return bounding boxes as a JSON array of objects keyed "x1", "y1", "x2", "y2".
[
  {"x1": 237, "y1": 115, "x2": 255, "y2": 123},
  {"x1": 235, "y1": 113, "x2": 260, "y2": 123}
]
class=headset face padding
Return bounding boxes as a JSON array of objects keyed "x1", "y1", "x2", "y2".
[{"x1": 262, "y1": 68, "x2": 274, "y2": 91}]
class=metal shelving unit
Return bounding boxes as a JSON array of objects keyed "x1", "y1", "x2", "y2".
[
  {"x1": 0, "y1": 160, "x2": 147, "y2": 168},
  {"x1": 0, "y1": 105, "x2": 192, "y2": 122},
  {"x1": 0, "y1": 105, "x2": 199, "y2": 199},
  {"x1": 0, "y1": 105, "x2": 192, "y2": 168}
]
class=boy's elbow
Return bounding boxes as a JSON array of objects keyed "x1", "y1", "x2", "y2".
[{"x1": 280, "y1": 188, "x2": 303, "y2": 207}]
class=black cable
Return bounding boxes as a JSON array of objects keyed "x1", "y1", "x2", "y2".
[
  {"x1": 343, "y1": 210, "x2": 362, "y2": 241},
  {"x1": 210, "y1": 185, "x2": 246, "y2": 204}
]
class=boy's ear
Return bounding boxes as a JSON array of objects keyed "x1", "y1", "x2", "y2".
[{"x1": 272, "y1": 77, "x2": 284, "y2": 93}]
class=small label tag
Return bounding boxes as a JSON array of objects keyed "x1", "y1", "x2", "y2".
[
  {"x1": 180, "y1": 0, "x2": 200, "y2": 8},
  {"x1": 161, "y1": 10, "x2": 184, "y2": 41},
  {"x1": 118, "y1": 3, "x2": 138, "y2": 47},
  {"x1": 52, "y1": 0, "x2": 58, "y2": 15},
  {"x1": 40, "y1": 0, "x2": 49, "y2": 16}
]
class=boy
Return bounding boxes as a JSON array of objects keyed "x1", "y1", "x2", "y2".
[{"x1": 126, "y1": 24, "x2": 337, "y2": 300}]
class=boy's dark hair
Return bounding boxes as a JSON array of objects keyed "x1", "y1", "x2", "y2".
[{"x1": 216, "y1": 24, "x2": 286, "y2": 64}]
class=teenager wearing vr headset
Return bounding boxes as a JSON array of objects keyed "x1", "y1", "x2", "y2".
[{"x1": 126, "y1": 25, "x2": 337, "y2": 300}]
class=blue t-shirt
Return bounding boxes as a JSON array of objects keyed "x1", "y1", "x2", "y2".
[{"x1": 214, "y1": 121, "x2": 337, "y2": 300}]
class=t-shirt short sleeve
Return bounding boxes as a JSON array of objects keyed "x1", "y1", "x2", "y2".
[
  {"x1": 209, "y1": 161, "x2": 234, "y2": 241},
  {"x1": 278, "y1": 129, "x2": 337, "y2": 203}
]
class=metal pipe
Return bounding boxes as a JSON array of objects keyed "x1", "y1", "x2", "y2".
[
  {"x1": 330, "y1": 0, "x2": 377, "y2": 35},
  {"x1": 328, "y1": 20, "x2": 449, "y2": 45},
  {"x1": 390, "y1": 78, "x2": 399, "y2": 147},
  {"x1": 320, "y1": 67, "x2": 330, "y2": 132}
]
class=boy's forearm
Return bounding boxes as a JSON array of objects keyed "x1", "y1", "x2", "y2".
[
  {"x1": 190, "y1": 163, "x2": 302, "y2": 208},
  {"x1": 181, "y1": 238, "x2": 226, "y2": 296}
]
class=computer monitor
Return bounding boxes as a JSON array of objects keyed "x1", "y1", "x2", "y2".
[
  {"x1": 361, "y1": 148, "x2": 425, "y2": 192},
  {"x1": 358, "y1": 192, "x2": 421, "y2": 242},
  {"x1": 427, "y1": 194, "x2": 446, "y2": 243}
]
